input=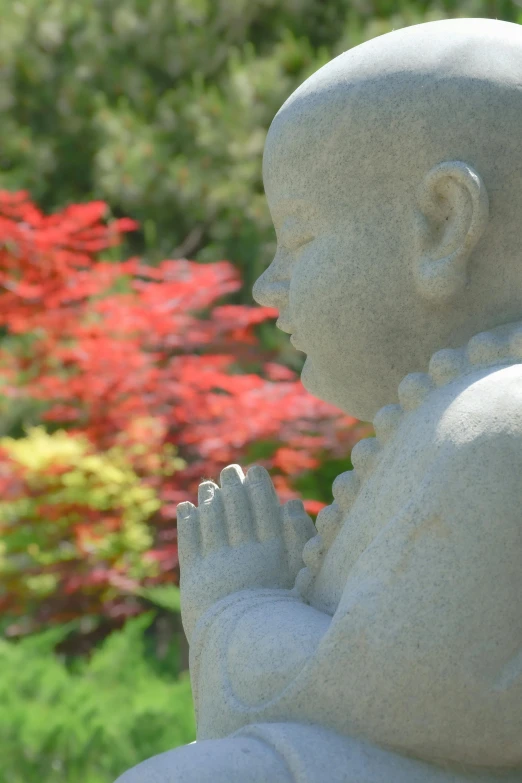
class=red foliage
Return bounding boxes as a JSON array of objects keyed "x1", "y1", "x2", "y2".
[{"x1": 0, "y1": 191, "x2": 364, "y2": 633}]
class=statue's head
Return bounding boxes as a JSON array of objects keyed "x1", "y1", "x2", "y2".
[{"x1": 253, "y1": 18, "x2": 522, "y2": 420}]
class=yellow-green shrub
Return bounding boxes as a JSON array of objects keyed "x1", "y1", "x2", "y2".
[{"x1": 0, "y1": 427, "x2": 174, "y2": 633}]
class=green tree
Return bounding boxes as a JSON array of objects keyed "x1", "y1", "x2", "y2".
[
  {"x1": 0, "y1": 0, "x2": 520, "y2": 299},
  {"x1": 0, "y1": 613, "x2": 195, "y2": 783}
]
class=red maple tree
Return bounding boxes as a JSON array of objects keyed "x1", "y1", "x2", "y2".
[{"x1": 0, "y1": 191, "x2": 364, "y2": 634}]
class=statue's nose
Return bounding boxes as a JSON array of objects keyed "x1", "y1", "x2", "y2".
[{"x1": 252, "y1": 270, "x2": 289, "y2": 309}]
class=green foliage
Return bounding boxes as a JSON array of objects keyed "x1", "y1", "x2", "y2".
[
  {"x1": 0, "y1": 428, "x2": 173, "y2": 622},
  {"x1": 0, "y1": 613, "x2": 195, "y2": 783},
  {"x1": 135, "y1": 584, "x2": 182, "y2": 613},
  {"x1": 1, "y1": 426, "x2": 163, "y2": 527},
  {"x1": 0, "y1": 0, "x2": 520, "y2": 300},
  {"x1": 2, "y1": 2, "x2": 522, "y2": 776}
]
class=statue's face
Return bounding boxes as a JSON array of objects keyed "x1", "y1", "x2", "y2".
[
  {"x1": 254, "y1": 19, "x2": 522, "y2": 420},
  {"x1": 253, "y1": 110, "x2": 419, "y2": 420}
]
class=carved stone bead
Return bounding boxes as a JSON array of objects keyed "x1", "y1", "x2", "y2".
[
  {"x1": 349, "y1": 437, "x2": 381, "y2": 479},
  {"x1": 397, "y1": 372, "x2": 435, "y2": 411},
  {"x1": 302, "y1": 535, "x2": 326, "y2": 572},
  {"x1": 467, "y1": 332, "x2": 508, "y2": 366},
  {"x1": 315, "y1": 502, "x2": 343, "y2": 547},
  {"x1": 428, "y1": 348, "x2": 467, "y2": 386},
  {"x1": 373, "y1": 404, "x2": 403, "y2": 444},
  {"x1": 332, "y1": 470, "x2": 360, "y2": 509}
]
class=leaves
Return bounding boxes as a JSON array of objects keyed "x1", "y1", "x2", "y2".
[
  {"x1": 0, "y1": 612, "x2": 195, "y2": 781},
  {"x1": 0, "y1": 191, "x2": 363, "y2": 637},
  {"x1": 0, "y1": 0, "x2": 513, "y2": 297}
]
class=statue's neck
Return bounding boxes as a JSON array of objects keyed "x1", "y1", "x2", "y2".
[
  {"x1": 347, "y1": 316, "x2": 522, "y2": 510},
  {"x1": 388, "y1": 317, "x2": 522, "y2": 421},
  {"x1": 298, "y1": 318, "x2": 522, "y2": 600}
]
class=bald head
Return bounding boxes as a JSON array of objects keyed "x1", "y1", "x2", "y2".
[
  {"x1": 256, "y1": 19, "x2": 522, "y2": 418},
  {"x1": 264, "y1": 18, "x2": 522, "y2": 213}
]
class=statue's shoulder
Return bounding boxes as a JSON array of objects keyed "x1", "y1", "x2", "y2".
[
  {"x1": 434, "y1": 361, "x2": 522, "y2": 441},
  {"x1": 394, "y1": 361, "x2": 522, "y2": 455},
  {"x1": 417, "y1": 362, "x2": 522, "y2": 498}
]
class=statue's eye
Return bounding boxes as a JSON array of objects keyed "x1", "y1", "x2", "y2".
[
  {"x1": 280, "y1": 234, "x2": 315, "y2": 252},
  {"x1": 277, "y1": 216, "x2": 315, "y2": 252}
]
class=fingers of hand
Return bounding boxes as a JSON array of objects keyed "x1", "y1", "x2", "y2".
[
  {"x1": 177, "y1": 501, "x2": 200, "y2": 565},
  {"x1": 220, "y1": 464, "x2": 255, "y2": 546},
  {"x1": 178, "y1": 465, "x2": 283, "y2": 560},
  {"x1": 246, "y1": 465, "x2": 281, "y2": 542},
  {"x1": 198, "y1": 480, "x2": 227, "y2": 553}
]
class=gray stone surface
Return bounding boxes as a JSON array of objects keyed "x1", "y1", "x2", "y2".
[{"x1": 115, "y1": 18, "x2": 522, "y2": 782}]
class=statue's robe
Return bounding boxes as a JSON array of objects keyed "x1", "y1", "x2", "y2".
[{"x1": 117, "y1": 323, "x2": 522, "y2": 782}]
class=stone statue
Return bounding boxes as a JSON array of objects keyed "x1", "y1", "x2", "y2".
[{"x1": 116, "y1": 17, "x2": 522, "y2": 782}]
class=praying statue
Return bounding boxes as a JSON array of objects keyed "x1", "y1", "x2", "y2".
[{"x1": 116, "y1": 18, "x2": 522, "y2": 782}]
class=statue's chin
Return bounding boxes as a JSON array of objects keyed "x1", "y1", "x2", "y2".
[
  {"x1": 301, "y1": 358, "x2": 368, "y2": 420},
  {"x1": 301, "y1": 359, "x2": 341, "y2": 408},
  {"x1": 299, "y1": 357, "x2": 319, "y2": 396}
]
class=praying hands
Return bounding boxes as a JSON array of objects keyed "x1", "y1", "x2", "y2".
[{"x1": 177, "y1": 464, "x2": 316, "y2": 641}]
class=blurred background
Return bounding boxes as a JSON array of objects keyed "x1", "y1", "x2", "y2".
[{"x1": 0, "y1": 1, "x2": 521, "y2": 781}]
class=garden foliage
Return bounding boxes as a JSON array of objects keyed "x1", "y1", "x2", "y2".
[
  {"x1": 1, "y1": 1, "x2": 522, "y2": 776},
  {"x1": 0, "y1": 612, "x2": 195, "y2": 783},
  {"x1": 0, "y1": 0, "x2": 519, "y2": 296},
  {"x1": 0, "y1": 191, "x2": 362, "y2": 636}
]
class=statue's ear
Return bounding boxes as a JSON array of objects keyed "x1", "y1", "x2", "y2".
[{"x1": 414, "y1": 161, "x2": 489, "y2": 303}]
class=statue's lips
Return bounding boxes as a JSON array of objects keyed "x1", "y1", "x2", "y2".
[
  {"x1": 276, "y1": 316, "x2": 304, "y2": 350},
  {"x1": 275, "y1": 315, "x2": 293, "y2": 334}
]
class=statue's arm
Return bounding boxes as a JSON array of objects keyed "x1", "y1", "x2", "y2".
[
  {"x1": 176, "y1": 464, "x2": 331, "y2": 736},
  {"x1": 190, "y1": 586, "x2": 331, "y2": 734},
  {"x1": 262, "y1": 421, "x2": 522, "y2": 761},
  {"x1": 191, "y1": 419, "x2": 522, "y2": 750}
]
